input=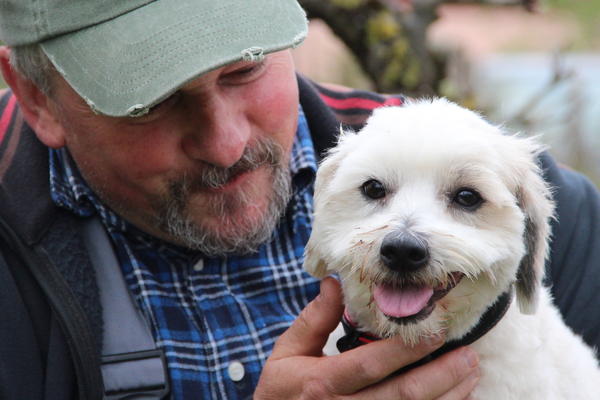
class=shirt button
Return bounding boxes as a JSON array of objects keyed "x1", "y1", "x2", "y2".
[
  {"x1": 228, "y1": 361, "x2": 245, "y2": 382},
  {"x1": 193, "y1": 259, "x2": 204, "y2": 272}
]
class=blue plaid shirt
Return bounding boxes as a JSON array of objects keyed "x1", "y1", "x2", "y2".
[{"x1": 49, "y1": 107, "x2": 320, "y2": 399}]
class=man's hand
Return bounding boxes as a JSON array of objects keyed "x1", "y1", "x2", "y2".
[{"x1": 255, "y1": 277, "x2": 480, "y2": 399}]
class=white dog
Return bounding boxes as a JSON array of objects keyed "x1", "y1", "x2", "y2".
[{"x1": 304, "y1": 99, "x2": 600, "y2": 399}]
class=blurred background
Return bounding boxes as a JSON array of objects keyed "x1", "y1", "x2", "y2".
[{"x1": 292, "y1": 0, "x2": 600, "y2": 185}]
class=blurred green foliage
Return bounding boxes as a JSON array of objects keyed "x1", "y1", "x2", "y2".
[{"x1": 547, "y1": 0, "x2": 600, "y2": 49}]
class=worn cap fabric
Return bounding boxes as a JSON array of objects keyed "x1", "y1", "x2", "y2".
[{"x1": 0, "y1": 0, "x2": 308, "y2": 117}]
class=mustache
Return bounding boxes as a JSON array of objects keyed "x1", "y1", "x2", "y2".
[
  {"x1": 175, "y1": 138, "x2": 285, "y2": 192},
  {"x1": 155, "y1": 136, "x2": 292, "y2": 253}
]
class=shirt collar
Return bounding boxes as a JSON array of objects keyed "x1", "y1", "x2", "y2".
[{"x1": 289, "y1": 106, "x2": 317, "y2": 195}]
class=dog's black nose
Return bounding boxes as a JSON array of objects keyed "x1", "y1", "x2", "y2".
[{"x1": 380, "y1": 232, "x2": 429, "y2": 272}]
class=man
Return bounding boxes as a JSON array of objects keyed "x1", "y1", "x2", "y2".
[{"x1": 0, "y1": 1, "x2": 597, "y2": 399}]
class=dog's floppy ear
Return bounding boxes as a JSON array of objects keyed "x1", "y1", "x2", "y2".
[{"x1": 511, "y1": 137, "x2": 554, "y2": 314}]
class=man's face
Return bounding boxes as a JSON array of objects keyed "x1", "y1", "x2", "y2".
[{"x1": 48, "y1": 51, "x2": 299, "y2": 254}]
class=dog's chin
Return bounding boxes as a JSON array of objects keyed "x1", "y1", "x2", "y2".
[{"x1": 373, "y1": 272, "x2": 465, "y2": 326}]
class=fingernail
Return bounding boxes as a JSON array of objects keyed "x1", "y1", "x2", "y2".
[{"x1": 462, "y1": 347, "x2": 479, "y2": 369}]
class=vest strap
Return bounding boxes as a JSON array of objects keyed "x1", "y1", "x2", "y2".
[{"x1": 82, "y1": 217, "x2": 170, "y2": 399}]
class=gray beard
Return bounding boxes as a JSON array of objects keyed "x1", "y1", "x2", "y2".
[{"x1": 156, "y1": 137, "x2": 292, "y2": 256}]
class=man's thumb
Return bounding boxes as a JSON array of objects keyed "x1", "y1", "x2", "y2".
[{"x1": 271, "y1": 277, "x2": 344, "y2": 359}]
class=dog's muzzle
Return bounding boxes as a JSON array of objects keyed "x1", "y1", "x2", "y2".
[{"x1": 375, "y1": 230, "x2": 463, "y2": 324}]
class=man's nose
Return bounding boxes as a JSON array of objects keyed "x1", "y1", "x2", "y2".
[{"x1": 180, "y1": 94, "x2": 252, "y2": 168}]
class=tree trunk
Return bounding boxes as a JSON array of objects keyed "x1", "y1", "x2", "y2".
[
  {"x1": 299, "y1": 0, "x2": 536, "y2": 96},
  {"x1": 299, "y1": 0, "x2": 443, "y2": 96}
]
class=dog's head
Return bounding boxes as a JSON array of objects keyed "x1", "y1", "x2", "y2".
[{"x1": 304, "y1": 99, "x2": 554, "y2": 343}]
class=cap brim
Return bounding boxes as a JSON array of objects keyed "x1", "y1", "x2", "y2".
[{"x1": 40, "y1": 0, "x2": 307, "y2": 117}]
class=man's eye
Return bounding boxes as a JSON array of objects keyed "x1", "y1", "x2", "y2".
[
  {"x1": 361, "y1": 179, "x2": 387, "y2": 200},
  {"x1": 221, "y1": 61, "x2": 266, "y2": 84},
  {"x1": 125, "y1": 92, "x2": 181, "y2": 124},
  {"x1": 452, "y1": 188, "x2": 484, "y2": 210},
  {"x1": 235, "y1": 65, "x2": 260, "y2": 75}
]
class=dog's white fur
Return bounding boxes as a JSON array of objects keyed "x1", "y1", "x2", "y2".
[{"x1": 305, "y1": 99, "x2": 600, "y2": 399}]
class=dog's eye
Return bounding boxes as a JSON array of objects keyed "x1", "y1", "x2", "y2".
[
  {"x1": 361, "y1": 179, "x2": 386, "y2": 200},
  {"x1": 453, "y1": 188, "x2": 483, "y2": 210}
]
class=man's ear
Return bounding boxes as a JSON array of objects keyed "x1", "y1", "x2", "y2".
[{"x1": 0, "y1": 46, "x2": 66, "y2": 148}]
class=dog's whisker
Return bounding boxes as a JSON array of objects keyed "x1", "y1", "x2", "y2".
[
  {"x1": 356, "y1": 225, "x2": 390, "y2": 236},
  {"x1": 429, "y1": 230, "x2": 458, "y2": 239},
  {"x1": 340, "y1": 260, "x2": 354, "y2": 275},
  {"x1": 484, "y1": 267, "x2": 499, "y2": 285},
  {"x1": 359, "y1": 264, "x2": 367, "y2": 283},
  {"x1": 454, "y1": 291, "x2": 476, "y2": 300},
  {"x1": 350, "y1": 239, "x2": 365, "y2": 249}
]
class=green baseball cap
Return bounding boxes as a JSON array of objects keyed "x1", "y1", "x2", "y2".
[{"x1": 0, "y1": 0, "x2": 308, "y2": 117}]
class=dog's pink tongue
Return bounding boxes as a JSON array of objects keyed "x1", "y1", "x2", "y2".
[{"x1": 374, "y1": 283, "x2": 434, "y2": 318}]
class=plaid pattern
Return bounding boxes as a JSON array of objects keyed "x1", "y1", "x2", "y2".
[{"x1": 49, "y1": 107, "x2": 320, "y2": 399}]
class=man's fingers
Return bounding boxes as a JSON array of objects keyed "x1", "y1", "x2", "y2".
[
  {"x1": 271, "y1": 277, "x2": 344, "y2": 359},
  {"x1": 318, "y1": 333, "x2": 447, "y2": 394},
  {"x1": 268, "y1": 277, "x2": 480, "y2": 399},
  {"x1": 354, "y1": 346, "x2": 480, "y2": 400},
  {"x1": 435, "y1": 370, "x2": 480, "y2": 400}
]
